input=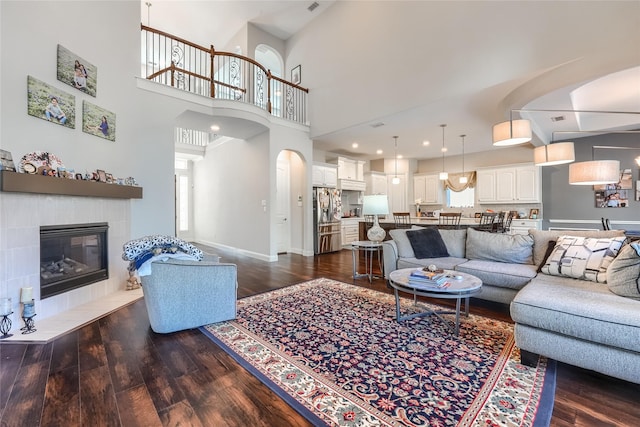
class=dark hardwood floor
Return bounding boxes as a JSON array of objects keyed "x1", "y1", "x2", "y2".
[{"x1": 1, "y1": 247, "x2": 639, "y2": 426}]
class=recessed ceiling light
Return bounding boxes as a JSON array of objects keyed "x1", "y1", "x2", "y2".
[
  {"x1": 397, "y1": 154, "x2": 403, "y2": 159},
  {"x1": 423, "y1": 140, "x2": 430, "y2": 146},
  {"x1": 441, "y1": 147, "x2": 448, "y2": 153},
  {"x1": 376, "y1": 149, "x2": 383, "y2": 155},
  {"x1": 352, "y1": 142, "x2": 358, "y2": 148},
  {"x1": 210, "y1": 125, "x2": 220, "y2": 131}
]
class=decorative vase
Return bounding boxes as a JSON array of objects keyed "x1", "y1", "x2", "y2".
[{"x1": 367, "y1": 216, "x2": 386, "y2": 243}]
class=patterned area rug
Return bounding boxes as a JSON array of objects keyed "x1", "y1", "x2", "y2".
[{"x1": 202, "y1": 278, "x2": 556, "y2": 427}]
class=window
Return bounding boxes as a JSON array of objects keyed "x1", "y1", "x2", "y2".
[{"x1": 447, "y1": 187, "x2": 474, "y2": 208}]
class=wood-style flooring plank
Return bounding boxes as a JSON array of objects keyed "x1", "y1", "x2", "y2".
[
  {"x1": 0, "y1": 343, "x2": 26, "y2": 417},
  {"x1": 79, "y1": 365, "x2": 119, "y2": 427},
  {"x1": 136, "y1": 335, "x2": 186, "y2": 413},
  {"x1": 49, "y1": 330, "x2": 78, "y2": 373},
  {"x1": 157, "y1": 400, "x2": 204, "y2": 427},
  {"x1": 148, "y1": 331, "x2": 197, "y2": 378},
  {"x1": 0, "y1": 357, "x2": 50, "y2": 427},
  {"x1": 40, "y1": 366, "x2": 80, "y2": 427},
  {"x1": 78, "y1": 321, "x2": 108, "y2": 372},
  {"x1": 116, "y1": 383, "x2": 163, "y2": 427}
]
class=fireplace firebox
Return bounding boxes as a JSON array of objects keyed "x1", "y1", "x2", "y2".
[{"x1": 40, "y1": 222, "x2": 109, "y2": 299}]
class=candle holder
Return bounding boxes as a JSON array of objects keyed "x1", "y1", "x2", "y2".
[
  {"x1": 0, "y1": 297, "x2": 12, "y2": 339},
  {"x1": 0, "y1": 313, "x2": 13, "y2": 339},
  {"x1": 21, "y1": 299, "x2": 37, "y2": 335}
]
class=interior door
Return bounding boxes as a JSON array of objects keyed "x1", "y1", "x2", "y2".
[{"x1": 276, "y1": 154, "x2": 291, "y2": 253}]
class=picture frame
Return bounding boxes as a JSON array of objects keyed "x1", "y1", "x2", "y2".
[
  {"x1": 83, "y1": 101, "x2": 116, "y2": 141},
  {"x1": 0, "y1": 149, "x2": 16, "y2": 172},
  {"x1": 97, "y1": 169, "x2": 107, "y2": 183},
  {"x1": 56, "y1": 45, "x2": 97, "y2": 97},
  {"x1": 529, "y1": 208, "x2": 539, "y2": 219},
  {"x1": 291, "y1": 65, "x2": 301, "y2": 85},
  {"x1": 27, "y1": 76, "x2": 76, "y2": 128},
  {"x1": 105, "y1": 173, "x2": 114, "y2": 183}
]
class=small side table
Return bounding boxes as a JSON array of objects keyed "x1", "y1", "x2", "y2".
[{"x1": 351, "y1": 240, "x2": 383, "y2": 283}]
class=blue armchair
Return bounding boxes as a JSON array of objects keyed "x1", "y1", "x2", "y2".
[{"x1": 140, "y1": 257, "x2": 237, "y2": 333}]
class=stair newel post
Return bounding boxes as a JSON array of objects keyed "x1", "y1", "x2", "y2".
[
  {"x1": 210, "y1": 45, "x2": 216, "y2": 98},
  {"x1": 266, "y1": 69, "x2": 272, "y2": 114},
  {"x1": 170, "y1": 61, "x2": 175, "y2": 87}
]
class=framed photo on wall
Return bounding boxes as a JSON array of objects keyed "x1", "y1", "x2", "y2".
[
  {"x1": 291, "y1": 65, "x2": 301, "y2": 85},
  {"x1": 82, "y1": 101, "x2": 116, "y2": 141},
  {"x1": 57, "y1": 45, "x2": 97, "y2": 96},
  {"x1": 27, "y1": 76, "x2": 75, "y2": 129}
]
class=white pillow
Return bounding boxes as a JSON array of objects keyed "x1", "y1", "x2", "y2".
[{"x1": 541, "y1": 235, "x2": 626, "y2": 283}]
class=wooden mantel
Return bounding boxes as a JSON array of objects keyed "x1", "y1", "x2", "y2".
[{"x1": 0, "y1": 170, "x2": 143, "y2": 199}]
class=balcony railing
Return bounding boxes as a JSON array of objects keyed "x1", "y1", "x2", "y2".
[{"x1": 141, "y1": 24, "x2": 308, "y2": 125}]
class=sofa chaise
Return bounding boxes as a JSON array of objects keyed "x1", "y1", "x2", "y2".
[{"x1": 382, "y1": 227, "x2": 640, "y2": 384}]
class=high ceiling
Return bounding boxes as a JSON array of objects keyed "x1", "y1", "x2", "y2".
[{"x1": 146, "y1": 1, "x2": 640, "y2": 161}]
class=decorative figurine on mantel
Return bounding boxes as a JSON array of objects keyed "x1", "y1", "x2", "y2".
[{"x1": 126, "y1": 271, "x2": 141, "y2": 291}]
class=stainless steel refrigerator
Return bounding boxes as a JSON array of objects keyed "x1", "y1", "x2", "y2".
[{"x1": 313, "y1": 187, "x2": 342, "y2": 254}]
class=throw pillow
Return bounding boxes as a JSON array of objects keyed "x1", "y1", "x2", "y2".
[
  {"x1": 606, "y1": 242, "x2": 640, "y2": 300},
  {"x1": 541, "y1": 235, "x2": 626, "y2": 283},
  {"x1": 389, "y1": 226, "x2": 425, "y2": 258},
  {"x1": 465, "y1": 227, "x2": 534, "y2": 264},
  {"x1": 537, "y1": 240, "x2": 557, "y2": 273},
  {"x1": 437, "y1": 228, "x2": 467, "y2": 258},
  {"x1": 406, "y1": 228, "x2": 449, "y2": 259}
]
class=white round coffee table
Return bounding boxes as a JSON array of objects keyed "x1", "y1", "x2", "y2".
[{"x1": 388, "y1": 268, "x2": 482, "y2": 336}]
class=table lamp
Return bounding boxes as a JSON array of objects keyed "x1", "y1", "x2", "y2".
[{"x1": 363, "y1": 195, "x2": 389, "y2": 242}]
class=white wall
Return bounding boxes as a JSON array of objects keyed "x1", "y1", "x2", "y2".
[
  {"x1": 0, "y1": 1, "x2": 176, "y2": 238},
  {"x1": 0, "y1": 1, "x2": 178, "y2": 319},
  {"x1": 192, "y1": 119, "x2": 314, "y2": 260},
  {"x1": 193, "y1": 132, "x2": 271, "y2": 258}
]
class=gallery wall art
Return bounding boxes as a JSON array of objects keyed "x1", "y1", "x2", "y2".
[
  {"x1": 594, "y1": 169, "x2": 632, "y2": 208},
  {"x1": 82, "y1": 101, "x2": 115, "y2": 141},
  {"x1": 27, "y1": 75, "x2": 75, "y2": 129},
  {"x1": 56, "y1": 44, "x2": 97, "y2": 97}
]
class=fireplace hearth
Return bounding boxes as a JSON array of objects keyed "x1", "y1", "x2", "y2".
[{"x1": 40, "y1": 223, "x2": 109, "y2": 299}]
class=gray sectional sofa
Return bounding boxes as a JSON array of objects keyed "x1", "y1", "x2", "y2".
[{"x1": 382, "y1": 227, "x2": 640, "y2": 384}]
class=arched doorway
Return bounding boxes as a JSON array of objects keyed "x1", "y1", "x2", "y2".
[{"x1": 276, "y1": 150, "x2": 305, "y2": 254}]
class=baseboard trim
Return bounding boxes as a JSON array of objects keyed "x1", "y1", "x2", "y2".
[{"x1": 196, "y1": 240, "x2": 277, "y2": 262}]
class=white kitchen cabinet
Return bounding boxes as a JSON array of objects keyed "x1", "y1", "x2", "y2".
[
  {"x1": 365, "y1": 172, "x2": 387, "y2": 195},
  {"x1": 515, "y1": 165, "x2": 540, "y2": 202},
  {"x1": 509, "y1": 218, "x2": 542, "y2": 235},
  {"x1": 476, "y1": 169, "x2": 496, "y2": 202},
  {"x1": 312, "y1": 164, "x2": 338, "y2": 188},
  {"x1": 414, "y1": 174, "x2": 442, "y2": 205},
  {"x1": 341, "y1": 218, "x2": 360, "y2": 245},
  {"x1": 476, "y1": 164, "x2": 540, "y2": 204},
  {"x1": 335, "y1": 156, "x2": 365, "y2": 181},
  {"x1": 387, "y1": 174, "x2": 407, "y2": 213}
]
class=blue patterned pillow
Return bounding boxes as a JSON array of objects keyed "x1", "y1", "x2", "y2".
[{"x1": 122, "y1": 235, "x2": 203, "y2": 270}]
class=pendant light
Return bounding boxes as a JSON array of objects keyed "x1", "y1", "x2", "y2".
[
  {"x1": 534, "y1": 142, "x2": 575, "y2": 166},
  {"x1": 492, "y1": 119, "x2": 532, "y2": 146},
  {"x1": 439, "y1": 124, "x2": 448, "y2": 180},
  {"x1": 392, "y1": 136, "x2": 400, "y2": 184},
  {"x1": 459, "y1": 134, "x2": 468, "y2": 184}
]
